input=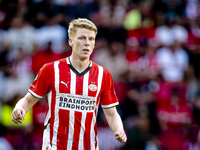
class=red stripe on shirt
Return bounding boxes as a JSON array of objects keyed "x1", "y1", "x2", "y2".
[
  {"x1": 76, "y1": 75, "x2": 84, "y2": 95},
  {"x1": 94, "y1": 122, "x2": 98, "y2": 149},
  {"x1": 59, "y1": 59, "x2": 71, "y2": 94},
  {"x1": 84, "y1": 112, "x2": 93, "y2": 150},
  {"x1": 72, "y1": 111, "x2": 82, "y2": 150},
  {"x1": 57, "y1": 109, "x2": 70, "y2": 149},
  {"x1": 50, "y1": 92, "x2": 56, "y2": 146},
  {"x1": 94, "y1": 105, "x2": 99, "y2": 149}
]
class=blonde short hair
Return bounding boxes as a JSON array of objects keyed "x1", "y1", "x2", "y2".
[{"x1": 68, "y1": 18, "x2": 97, "y2": 38}]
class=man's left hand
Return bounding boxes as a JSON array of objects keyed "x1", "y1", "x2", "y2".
[{"x1": 114, "y1": 130, "x2": 127, "y2": 143}]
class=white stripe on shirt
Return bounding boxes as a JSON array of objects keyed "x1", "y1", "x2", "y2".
[
  {"x1": 67, "y1": 69, "x2": 76, "y2": 150},
  {"x1": 52, "y1": 61, "x2": 60, "y2": 149}
]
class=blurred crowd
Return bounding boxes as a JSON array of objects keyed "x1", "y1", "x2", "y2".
[{"x1": 0, "y1": 0, "x2": 200, "y2": 149}]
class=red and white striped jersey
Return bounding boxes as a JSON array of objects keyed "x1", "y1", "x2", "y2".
[{"x1": 29, "y1": 57, "x2": 119, "y2": 150}]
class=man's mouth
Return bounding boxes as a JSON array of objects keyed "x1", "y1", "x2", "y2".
[{"x1": 83, "y1": 49, "x2": 89, "y2": 52}]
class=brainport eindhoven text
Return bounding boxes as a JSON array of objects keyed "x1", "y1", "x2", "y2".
[{"x1": 59, "y1": 96, "x2": 96, "y2": 111}]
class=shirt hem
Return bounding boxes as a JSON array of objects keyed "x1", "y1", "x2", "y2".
[
  {"x1": 28, "y1": 89, "x2": 43, "y2": 99},
  {"x1": 101, "y1": 102, "x2": 119, "y2": 109}
]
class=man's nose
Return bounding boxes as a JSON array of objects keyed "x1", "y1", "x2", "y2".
[{"x1": 85, "y1": 39, "x2": 90, "y2": 45}]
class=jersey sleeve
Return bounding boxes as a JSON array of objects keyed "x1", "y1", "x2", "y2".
[
  {"x1": 100, "y1": 68, "x2": 119, "y2": 109},
  {"x1": 29, "y1": 64, "x2": 52, "y2": 99}
]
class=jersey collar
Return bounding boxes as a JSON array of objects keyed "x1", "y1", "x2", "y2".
[{"x1": 66, "y1": 57, "x2": 92, "y2": 77}]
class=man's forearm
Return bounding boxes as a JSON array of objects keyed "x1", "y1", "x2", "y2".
[
  {"x1": 103, "y1": 107, "x2": 127, "y2": 143},
  {"x1": 12, "y1": 92, "x2": 40, "y2": 124},
  {"x1": 15, "y1": 97, "x2": 30, "y2": 113},
  {"x1": 14, "y1": 93, "x2": 39, "y2": 113},
  {"x1": 103, "y1": 107, "x2": 124, "y2": 132},
  {"x1": 106, "y1": 111, "x2": 124, "y2": 132}
]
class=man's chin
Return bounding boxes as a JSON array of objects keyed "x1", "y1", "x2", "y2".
[{"x1": 79, "y1": 55, "x2": 90, "y2": 61}]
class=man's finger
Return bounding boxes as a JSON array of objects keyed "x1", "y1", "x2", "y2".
[
  {"x1": 114, "y1": 130, "x2": 122, "y2": 136},
  {"x1": 12, "y1": 119, "x2": 19, "y2": 124},
  {"x1": 16, "y1": 118, "x2": 23, "y2": 123},
  {"x1": 18, "y1": 111, "x2": 24, "y2": 121},
  {"x1": 11, "y1": 113, "x2": 16, "y2": 120},
  {"x1": 120, "y1": 135, "x2": 127, "y2": 143},
  {"x1": 21, "y1": 109, "x2": 26, "y2": 118},
  {"x1": 12, "y1": 115, "x2": 19, "y2": 124},
  {"x1": 115, "y1": 134, "x2": 125, "y2": 142},
  {"x1": 16, "y1": 108, "x2": 25, "y2": 120},
  {"x1": 11, "y1": 115, "x2": 18, "y2": 124},
  {"x1": 114, "y1": 130, "x2": 127, "y2": 143},
  {"x1": 122, "y1": 134, "x2": 127, "y2": 143},
  {"x1": 115, "y1": 130, "x2": 123, "y2": 138}
]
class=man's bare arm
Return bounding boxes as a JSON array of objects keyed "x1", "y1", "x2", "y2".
[
  {"x1": 103, "y1": 107, "x2": 127, "y2": 143},
  {"x1": 11, "y1": 92, "x2": 39, "y2": 124}
]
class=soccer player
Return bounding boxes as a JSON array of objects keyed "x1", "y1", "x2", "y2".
[{"x1": 11, "y1": 18, "x2": 127, "y2": 150}]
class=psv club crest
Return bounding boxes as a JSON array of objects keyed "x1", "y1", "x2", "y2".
[{"x1": 89, "y1": 84, "x2": 98, "y2": 91}]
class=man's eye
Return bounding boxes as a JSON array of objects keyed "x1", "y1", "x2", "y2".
[{"x1": 89, "y1": 38, "x2": 94, "y2": 41}]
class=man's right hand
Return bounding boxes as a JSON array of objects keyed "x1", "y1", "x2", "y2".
[{"x1": 11, "y1": 107, "x2": 26, "y2": 124}]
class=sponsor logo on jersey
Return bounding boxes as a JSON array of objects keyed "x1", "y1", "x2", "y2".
[
  {"x1": 58, "y1": 94, "x2": 96, "y2": 112},
  {"x1": 88, "y1": 84, "x2": 98, "y2": 91}
]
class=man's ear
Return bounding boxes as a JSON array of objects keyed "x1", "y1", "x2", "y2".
[{"x1": 68, "y1": 38, "x2": 73, "y2": 47}]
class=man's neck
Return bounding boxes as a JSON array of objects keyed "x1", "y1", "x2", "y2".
[{"x1": 69, "y1": 55, "x2": 90, "y2": 73}]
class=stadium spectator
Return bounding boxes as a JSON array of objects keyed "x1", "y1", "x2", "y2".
[
  {"x1": 155, "y1": 17, "x2": 189, "y2": 83},
  {"x1": 157, "y1": 88, "x2": 192, "y2": 150},
  {"x1": 3, "y1": 16, "x2": 36, "y2": 60},
  {"x1": 34, "y1": 13, "x2": 67, "y2": 54},
  {"x1": 92, "y1": 40, "x2": 128, "y2": 81}
]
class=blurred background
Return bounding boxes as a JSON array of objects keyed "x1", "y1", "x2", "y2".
[{"x1": 0, "y1": 0, "x2": 200, "y2": 149}]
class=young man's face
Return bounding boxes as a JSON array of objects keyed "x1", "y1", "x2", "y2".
[{"x1": 69, "y1": 28, "x2": 96, "y2": 60}]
